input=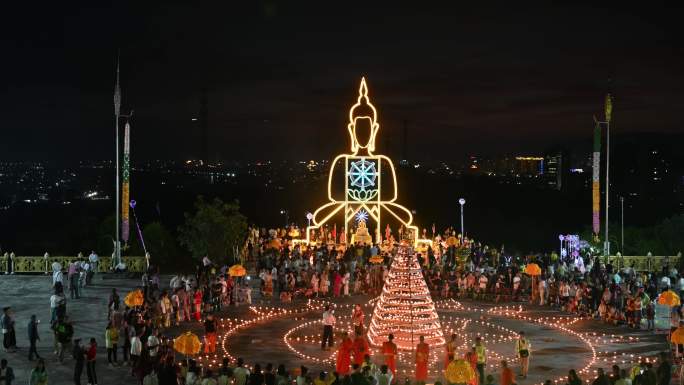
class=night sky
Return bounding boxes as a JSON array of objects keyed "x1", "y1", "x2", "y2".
[{"x1": 2, "y1": 2, "x2": 683, "y2": 161}]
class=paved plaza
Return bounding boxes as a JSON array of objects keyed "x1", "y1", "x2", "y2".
[
  {"x1": 0, "y1": 275, "x2": 671, "y2": 385},
  {"x1": 223, "y1": 296, "x2": 670, "y2": 385},
  {"x1": 0, "y1": 274, "x2": 145, "y2": 385}
]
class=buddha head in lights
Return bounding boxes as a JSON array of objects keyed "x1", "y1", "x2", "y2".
[{"x1": 347, "y1": 77, "x2": 380, "y2": 155}]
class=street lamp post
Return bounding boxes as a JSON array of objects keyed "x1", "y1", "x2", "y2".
[
  {"x1": 306, "y1": 212, "x2": 313, "y2": 227},
  {"x1": 458, "y1": 198, "x2": 466, "y2": 237}
]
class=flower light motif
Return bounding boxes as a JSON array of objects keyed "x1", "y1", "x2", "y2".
[{"x1": 355, "y1": 209, "x2": 370, "y2": 224}]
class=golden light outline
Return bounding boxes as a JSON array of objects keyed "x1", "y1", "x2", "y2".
[{"x1": 295, "y1": 78, "x2": 428, "y2": 247}]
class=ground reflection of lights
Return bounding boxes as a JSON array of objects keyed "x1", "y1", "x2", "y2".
[{"x1": 197, "y1": 299, "x2": 653, "y2": 385}]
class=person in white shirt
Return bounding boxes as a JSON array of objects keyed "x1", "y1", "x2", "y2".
[
  {"x1": 343, "y1": 272, "x2": 350, "y2": 296},
  {"x1": 538, "y1": 277, "x2": 547, "y2": 306},
  {"x1": 88, "y1": 251, "x2": 99, "y2": 274},
  {"x1": 560, "y1": 281, "x2": 570, "y2": 307},
  {"x1": 512, "y1": 274, "x2": 521, "y2": 299},
  {"x1": 184, "y1": 276, "x2": 194, "y2": 292},
  {"x1": 80, "y1": 262, "x2": 89, "y2": 287},
  {"x1": 147, "y1": 331, "x2": 160, "y2": 358},
  {"x1": 232, "y1": 358, "x2": 250, "y2": 385},
  {"x1": 170, "y1": 276, "x2": 181, "y2": 290},
  {"x1": 50, "y1": 292, "x2": 66, "y2": 323},
  {"x1": 321, "y1": 305, "x2": 336, "y2": 350},
  {"x1": 661, "y1": 276, "x2": 671, "y2": 290},
  {"x1": 375, "y1": 364, "x2": 392, "y2": 385},
  {"x1": 130, "y1": 333, "x2": 142, "y2": 368},
  {"x1": 52, "y1": 267, "x2": 63, "y2": 288}
]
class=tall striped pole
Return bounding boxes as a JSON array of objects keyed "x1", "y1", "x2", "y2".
[
  {"x1": 592, "y1": 117, "x2": 601, "y2": 239},
  {"x1": 121, "y1": 121, "x2": 131, "y2": 244},
  {"x1": 114, "y1": 56, "x2": 122, "y2": 268}
]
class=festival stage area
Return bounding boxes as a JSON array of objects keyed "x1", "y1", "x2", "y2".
[{"x1": 211, "y1": 296, "x2": 667, "y2": 385}]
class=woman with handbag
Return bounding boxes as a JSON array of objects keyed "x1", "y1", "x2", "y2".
[{"x1": 515, "y1": 331, "x2": 531, "y2": 379}]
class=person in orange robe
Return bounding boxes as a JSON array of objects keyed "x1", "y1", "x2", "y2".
[
  {"x1": 500, "y1": 360, "x2": 514, "y2": 385},
  {"x1": 415, "y1": 336, "x2": 429, "y2": 384},
  {"x1": 352, "y1": 331, "x2": 370, "y2": 366},
  {"x1": 465, "y1": 347, "x2": 479, "y2": 385},
  {"x1": 351, "y1": 305, "x2": 365, "y2": 335},
  {"x1": 193, "y1": 289, "x2": 203, "y2": 321},
  {"x1": 382, "y1": 334, "x2": 398, "y2": 375},
  {"x1": 445, "y1": 333, "x2": 457, "y2": 368},
  {"x1": 336, "y1": 332, "x2": 354, "y2": 375}
]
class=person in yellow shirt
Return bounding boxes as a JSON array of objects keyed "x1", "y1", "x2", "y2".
[
  {"x1": 514, "y1": 331, "x2": 531, "y2": 379},
  {"x1": 105, "y1": 322, "x2": 119, "y2": 366},
  {"x1": 445, "y1": 333, "x2": 457, "y2": 368},
  {"x1": 313, "y1": 371, "x2": 329, "y2": 385},
  {"x1": 474, "y1": 336, "x2": 487, "y2": 385}
]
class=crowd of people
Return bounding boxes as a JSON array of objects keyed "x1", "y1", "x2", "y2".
[
  {"x1": 1, "y1": 251, "x2": 253, "y2": 385},
  {"x1": 237, "y1": 225, "x2": 682, "y2": 384},
  {"x1": 246, "y1": 225, "x2": 684, "y2": 333},
  {"x1": 0, "y1": 224, "x2": 681, "y2": 385}
]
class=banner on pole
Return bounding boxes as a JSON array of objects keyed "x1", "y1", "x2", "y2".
[
  {"x1": 592, "y1": 120, "x2": 601, "y2": 236},
  {"x1": 121, "y1": 121, "x2": 131, "y2": 242}
]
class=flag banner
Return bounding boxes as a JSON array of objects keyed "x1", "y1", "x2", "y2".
[
  {"x1": 592, "y1": 121, "x2": 601, "y2": 235},
  {"x1": 121, "y1": 121, "x2": 131, "y2": 242}
]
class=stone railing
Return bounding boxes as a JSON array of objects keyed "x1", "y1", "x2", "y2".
[
  {"x1": 606, "y1": 254, "x2": 681, "y2": 272},
  {"x1": 0, "y1": 255, "x2": 147, "y2": 274}
]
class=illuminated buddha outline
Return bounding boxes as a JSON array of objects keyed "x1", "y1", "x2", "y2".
[{"x1": 304, "y1": 77, "x2": 421, "y2": 245}]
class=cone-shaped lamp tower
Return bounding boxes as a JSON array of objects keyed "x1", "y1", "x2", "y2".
[{"x1": 367, "y1": 245, "x2": 445, "y2": 350}]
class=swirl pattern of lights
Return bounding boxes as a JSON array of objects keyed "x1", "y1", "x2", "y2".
[{"x1": 189, "y1": 297, "x2": 660, "y2": 385}]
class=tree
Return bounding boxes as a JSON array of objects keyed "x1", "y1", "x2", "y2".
[
  {"x1": 96, "y1": 215, "x2": 117, "y2": 257},
  {"x1": 128, "y1": 221, "x2": 180, "y2": 257},
  {"x1": 655, "y1": 214, "x2": 684, "y2": 255},
  {"x1": 178, "y1": 196, "x2": 248, "y2": 265}
]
